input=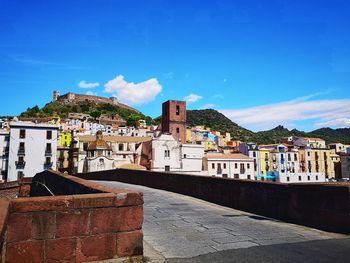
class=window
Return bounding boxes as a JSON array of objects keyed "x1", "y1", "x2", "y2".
[
  {"x1": 316, "y1": 175, "x2": 318, "y2": 180},
  {"x1": 83, "y1": 143, "x2": 88, "y2": 151},
  {"x1": 164, "y1": 150, "x2": 170, "y2": 158},
  {"x1": 307, "y1": 152, "x2": 310, "y2": 157},
  {"x1": 19, "y1": 142, "x2": 25, "y2": 149},
  {"x1": 176, "y1": 127, "x2": 180, "y2": 133},
  {"x1": 223, "y1": 163, "x2": 226, "y2": 169},
  {"x1": 212, "y1": 163, "x2": 215, "y2": 169},
  {"x1": 123, "y1": 154, "x2": 126, "y2": 159},
  {"x1": 165, "y1": 165, "x2": 170, "y2": 171},
  {"x1": 46, "y1": 130, "x2": 52, "y2": 140},
  {"x1": 176, "y1": 105, "x2": 180, "y2": 115},
  {"x1": 294, "y1": 154, "x2": 298, "y2": 161},
  {"x1": 299, "y1": 176, "x2": 301, "y2": 181},
  {"x1": 183, "y1": 154, "x2": 187, "y2": 158},
  {"x1": 99, "y1": 158, "x2": 104, "y2": 165},
  {"x1": 235, "y1": 163, "x2": 238, "y2": 169},
  {"x1": 234, "y1": 174, "x2": 239, "y2": 179},
  {"x1": 222, "y1": 174, "x2": 228, "y2": 178},
  {"x1": 287, "y1": 177, "x2": 290, "y2": 182},
  {"x1": 18, "y1": 156, "x2": 24, "y2": 163},
  {"x1": 19, "y1": 129, "x2": 26, "y2": 139},
  {"x1": 253, "y1": 152, "x2": 256, "y2": 157},
  {"x1": 240, "y1": 163, "x2": 245, "y2": 173},
  {"x1": 119, "y1": 144, "x2": 124, "y2": 151},
  {"x1": 247, "y1": 174, "x2": 251, "y2": 180},
  {"x1": 247, "y1": 163, "x2": 250, "y2": 169},
  {"x1": 307, "y1": 176, "x2": 310, "y2": 181},
  {"x1": 46, "y1": 143, "x2": 52, "y2": 152}
]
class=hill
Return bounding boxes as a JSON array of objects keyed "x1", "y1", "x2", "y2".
[
  {"x1": 186, "y1": 109, "x2": 254, "y2": 141},
  {"x1": 186, "y1": 109, "x2": 350, "y2": 144},
  {"x1": 20, "y1": 97, "x2": 154, "y2": 126}
]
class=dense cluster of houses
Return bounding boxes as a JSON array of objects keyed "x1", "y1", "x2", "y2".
[{"x1": 1, "y1": 96, "x2": 349, "y2": 183}]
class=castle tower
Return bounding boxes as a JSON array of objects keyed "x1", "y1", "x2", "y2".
[
  {"x1": 53, "y1": 90, "x2": 59, "y2": 102},
  {"x1": 161, "y1": 100, "x2": 186, "y2": 143}
]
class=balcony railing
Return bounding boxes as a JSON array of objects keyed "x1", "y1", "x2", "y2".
[
  {"x1": 15, "y1": 161, "x2": 26, "y2": 168},
  {"x1": 240, "y1": 169, "x2": 245, "y2": 174},
  {"x1": 217, "y1": 169, "x2": 222, "y2": 174},
  {"x1": 45, "y1": 149, "x2": 53, "y2": 156},
  {"x1": 17, "y1": 148, "x2": 25, "y2": 156},
  {"x1": 44, "y1": 162, "x2": 53, "y2": 169}
]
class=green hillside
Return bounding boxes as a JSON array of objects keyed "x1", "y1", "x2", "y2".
[
  {"x1": 186, "y1": 109, "x2": 254, "y2": 141},
  {"x1": 186, "y1": 109, "x2": 350, "y2": 144},
  {"x1": 20, "y1": 100, "x2": 154, "y2": 126}
]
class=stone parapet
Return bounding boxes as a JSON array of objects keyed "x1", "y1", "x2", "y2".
[
  {"x1": 0, "y1": 170, "x2": 144, "y2": 263},
  {"x1": 78, "y1": 168, "x2": 350, "y2": 234}
]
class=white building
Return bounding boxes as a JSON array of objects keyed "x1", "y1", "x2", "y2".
[
  {"x1": 7, "y1": 122, "x2": 58, "y2": 182},
  {"x1": 203, "y1": 153, "x2": 255, "y2": 179},
  {"x1": 181, "y1": 144, "x2": 204, "y2": 173},
  {"x1": 141, "y1": 133, "x2": 204, "y2": 173},
  {"x1": 0, "y1": 130, "x2": 10, "y2": 181},
  {"x1": 71, "y1": 133, "x2": 152, "y2": 173}
]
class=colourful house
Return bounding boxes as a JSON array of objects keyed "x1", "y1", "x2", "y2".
[{"x1": 60, "y1": 131, "x2": 71, "y2": 147}]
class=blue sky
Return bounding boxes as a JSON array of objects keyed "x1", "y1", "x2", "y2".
[{"x1": 1, "y1": 0, "x2": 350, "y2": 131}]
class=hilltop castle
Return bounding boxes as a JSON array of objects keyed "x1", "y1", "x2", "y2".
[{"x1": 52, "y1": 90, "x2": 139, "y2": 113}]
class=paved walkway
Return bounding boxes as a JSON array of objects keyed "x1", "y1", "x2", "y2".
[{"x1": 94, "y1": 181, "x2": 347, "y2": 262}]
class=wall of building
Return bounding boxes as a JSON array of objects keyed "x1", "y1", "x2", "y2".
[
  {"x1": 78, "y1": 169, "x2": 350, "y2": 234},
  {"x1": 8, "y1": 125, "x2": 58, "y2": 182},
  {"x1": 0, "y1": 132, "x2": 9, "y2": 181},
  {"x1": 181, "y1": 144, "x2": 204, "y2": 172},
  {"x1": 341, "y1": 155, "x2": 350, "y2": 179}
]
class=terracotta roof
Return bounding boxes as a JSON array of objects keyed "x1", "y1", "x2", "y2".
[
  {"x1": 303, "y1": 137, "x2": 324, "y2": 141},
  {"x1": 205, "y1": 153, "x2": 252, "y2": 160},
  {"x1": 78, "y1": 135, "x2": 152, "y2": 143},
  {"x1": 116, "y1": 163, "x2": 147, "y2": 170},
  {"x1": 87, "y1": 139, "x2": 112, "y2": 150}
]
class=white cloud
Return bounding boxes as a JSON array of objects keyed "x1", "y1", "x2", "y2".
[
  {"x1": 220, "y1": 95, "x2": 350, "y2": 131},
  {"x1": 315, "y1": 118, "x2": 350, "y2": 128},
  {"x1": 78, "y1": 80, "x2": 100, "y2": 88},
  {"x1": 201, "y1": 103, "x2": 215, "y2": 109},
  {"x1": 104, "y1": 75, "x2": 162, "y2": 105},
  {"x1": 183, "y1": 94, "x2": 203, "y2": 103}
]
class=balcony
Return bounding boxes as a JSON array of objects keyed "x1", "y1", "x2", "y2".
[
  {"x1": 217, "y1": 169, "x2": 222, "y2": 175},
  {"x1": 17, "y1": 148, "x2": 25, "y2": 156},
  {"x1": 44, "y1": 162, "x2": 53, "y2": 169},
  {"x1": 15, "y1": 161, "x2": 26, "y2": 168},
  {"x1": 45, "y1": 149, "x2": 53, "y2": 156},
  {"x1": 240, "y1": 169, "x2": 245, "y2": 174}
]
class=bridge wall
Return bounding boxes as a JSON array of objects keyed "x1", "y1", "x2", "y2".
[
  {"x1": 78, "y1": 169, "x2": 350, "y2": 234},
  {"x1": 0, "y1": 170, "x2": 144, "y2": 263}
]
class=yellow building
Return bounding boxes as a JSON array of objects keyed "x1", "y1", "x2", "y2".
[
  {"x1": 306, "y1": 148, "x2": 335, "y2": 179},
  {"x1": 204, "y1": 141, "x2": 217, "y2": 151},
  {"x1": 60, "y1": 131, "x2": 71, "y2": 147},
  {"x1": 186, "y1": 128, "x2": 192, "y2": 143},
  {"x1": 258, "y1": 148, "x2": 271, "y2": 175}
]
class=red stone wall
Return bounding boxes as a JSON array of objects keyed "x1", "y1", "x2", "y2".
[{"x1": 0, "y1": 177, "x2": 144, "y2": 262}]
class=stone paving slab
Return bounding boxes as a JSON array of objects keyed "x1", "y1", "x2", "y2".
[{"x1": 94, "y1": 181, "x2": 347, "y2": 262}]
